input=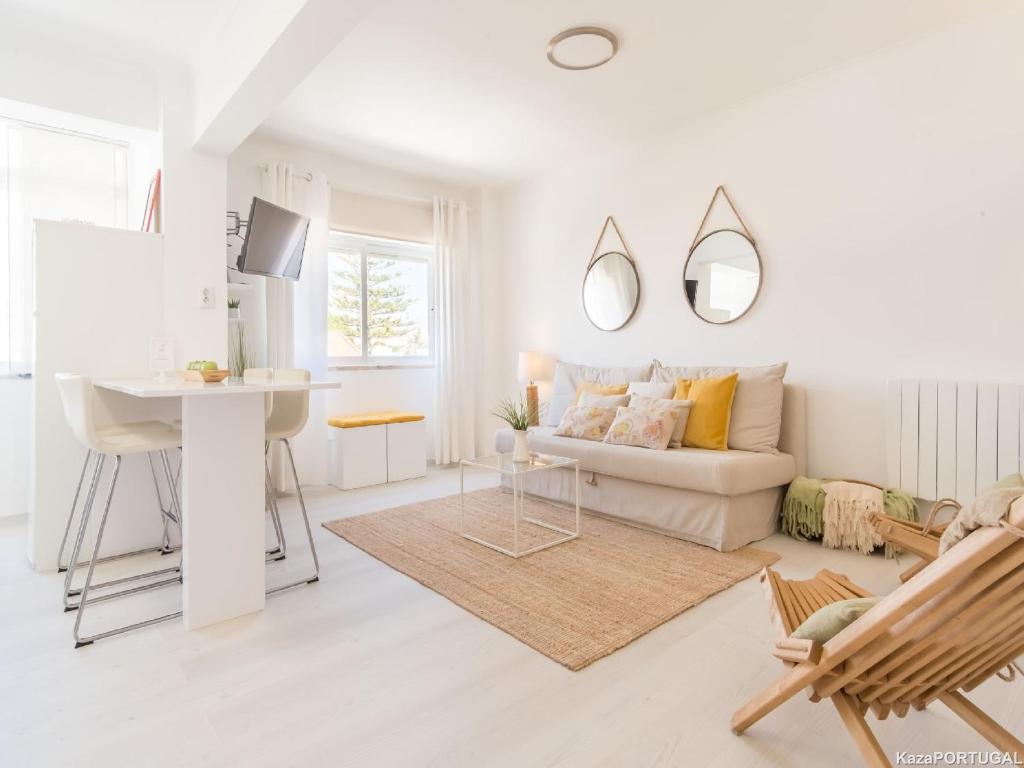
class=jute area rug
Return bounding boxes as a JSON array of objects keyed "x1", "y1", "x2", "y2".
[{"x1": 323, "y1": 488, "x2": 779, "y2": 671}]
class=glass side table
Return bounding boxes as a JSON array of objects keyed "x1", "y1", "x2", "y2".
[{"x1": 459, "y1": 452, "x2": 580, "y2": 558}]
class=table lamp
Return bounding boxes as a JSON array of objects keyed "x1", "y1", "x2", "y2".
[{"x1": 518, "y1": 351, "x2": 555, "y2": 426}]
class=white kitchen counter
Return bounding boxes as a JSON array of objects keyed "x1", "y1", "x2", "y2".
[{"x1": 95, "y1": 376, "x2": 340, "y2": 630}]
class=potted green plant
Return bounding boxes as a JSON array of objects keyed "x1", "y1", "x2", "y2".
[
  {"x1": 229, "y1": 323, "x2": 254, "y2": 381},
  {"x1": 227, "y1": 298, "x2": 241, "y2": 319},
  {"x1": 492, "y1": 396, "x2": 532, "y2": 462}
]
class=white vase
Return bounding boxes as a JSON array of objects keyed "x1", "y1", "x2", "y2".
[{"x1": 512, "y1": 429, "x2": 530, "y2": 463}]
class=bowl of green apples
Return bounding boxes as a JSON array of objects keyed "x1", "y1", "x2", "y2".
[{"x1": 182, "y1": 360, "x2": 230, "y2": 383}]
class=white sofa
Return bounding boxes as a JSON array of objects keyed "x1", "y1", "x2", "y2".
[{"x1": 493, "y1": 383, "x2": 805, "y2": 552}]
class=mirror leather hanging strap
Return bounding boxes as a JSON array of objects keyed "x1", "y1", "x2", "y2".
[
  {"x1": 690, "y1": 186, "x2": 755, "y2": 251},
  {"x1": 589, "y1": 215, "x2": 635, "y2": 268}
]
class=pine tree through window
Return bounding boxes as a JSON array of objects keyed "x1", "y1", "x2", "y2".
[{"x1": 327, "y1": 232, "x2": 434, "y2": 366}]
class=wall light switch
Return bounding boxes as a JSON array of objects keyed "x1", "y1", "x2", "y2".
[{"x1": 199, "y1": 286, "x2": 215, "y2": 309}]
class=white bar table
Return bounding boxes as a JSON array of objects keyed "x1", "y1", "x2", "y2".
[{"x1": 94, "y1": 377, "x2": 340, "y2": 630}]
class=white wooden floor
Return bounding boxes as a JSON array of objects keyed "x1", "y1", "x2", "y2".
[{"x1": 2, "y1": 466, "x2": 1021, "y2": 767}]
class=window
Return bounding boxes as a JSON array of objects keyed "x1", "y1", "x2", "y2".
[
  {"x1": 327, "y1": 231, "x2": 433, "y2": 366},
  {"x1": 707, "y1": 261, "x2": 759, "y2": 315},
  {"x1": 0, "y1": 118, "x2": 128, "y2": 375}
]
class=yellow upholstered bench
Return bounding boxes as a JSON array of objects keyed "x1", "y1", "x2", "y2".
[
  {"x1": 328, "y1": 412, "x2": 424, "y2": 428},
  {"x1": 327, "y1": 412, "x2": 426, "y2": 489}
]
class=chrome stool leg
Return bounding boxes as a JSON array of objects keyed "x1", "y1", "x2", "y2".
[
  {"x1": 63, "y1": 450, "x2": 183, "y2": 606},
  {"x1": 267, "y1": 438, "x2": 319, "y2": 595},
  {"x1": 74, "y1": 456, "x2": 182, "y2": 648},
  {"x1": 62, "y1": 455, "x2": 105, "y2": 610},
  {"x1": 57, "y1": 450, "x2": 94, "y2": 573},
  {"x1": 159, "y1": 449, "x2": 184, "y2": 535},
  {"x1": 265, "y1": 444, "x2": 286, "y2": 560},
  {"x1": 63, "y1": 450, "x2": 184, "y2": 614},
  {"x1": 266, "y1": 458, "x2": 287, "y2": 561},
  {"x1": 148, "y1": 452, "x2": 180, "y2": 554}
]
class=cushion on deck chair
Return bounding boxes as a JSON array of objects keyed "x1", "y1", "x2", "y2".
[{"x1": 791, "y1": 597, "x2": 881, "y2": 643}]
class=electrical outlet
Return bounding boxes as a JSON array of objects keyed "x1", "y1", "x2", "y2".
[{"x1": 199, "y1": 286, "x2": 215, "y2": 309}]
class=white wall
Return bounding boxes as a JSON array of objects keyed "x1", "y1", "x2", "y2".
[
  {"x1": 32, "y1": 223, "x2": 174, "y2": 571},
  {"x1": 159, "y1": 66, "x2": 229, "y2": 368},
  {"x1": 497, "y1": 6, "x2": 1024, "y2": 485},
  {"x1": 0, "y1": 13, "x2": 158, "y2": 131},
  {"x1": 0, "y1": 378, "x2": 32, "y2": 518},
  {"x1": 0, "y1": 101, "x2": 161, "y2": 522},
  {"x1": 226, "y1": 134, "x2": 501, "y2": 462},
  {"x1": 0, "y1": 23, "x2": 162, "y2": 523}
]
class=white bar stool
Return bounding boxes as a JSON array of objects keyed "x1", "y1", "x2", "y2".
[
  {"x1": 243, "y1": 368, "x2": 288, "y2": 561},
  {"x1": 245, "y1": 368, "x2": 320, "y2": 593},
  {"x1": 57, "y1": 424, "x2": 181, "y2": 576},
  {"x1": 56, "y1": 373, "x2": 184, "y2": 647}
]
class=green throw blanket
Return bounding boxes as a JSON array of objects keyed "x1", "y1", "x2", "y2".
[
  {"x1": 881, "y1": 488, "x2": 919, "y2": 558},
  {"x1": 781, "y1": 477, "x2": 919, "y2": 557},
  {"x1": 781, "y1": 475, "x2": 826, "y2": 541}
]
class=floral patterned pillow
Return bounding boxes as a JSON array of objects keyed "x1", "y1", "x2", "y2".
[
  {"x1": 603, "y1": 406, "x2": 678, "y2": 451},
  {"x1": 554, "y1": 405, "x2": 618, "y2": 441},
  {"x1": 628, "y1": 394, "x2": 693, "y2": 448}
]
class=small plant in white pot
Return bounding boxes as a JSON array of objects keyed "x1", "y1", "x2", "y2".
[
  {"x1": 227, "y1": 298, "x2": 241, "y2": 319},
  {"x1": 493, "y1": 396, "x2": 532, "y2": 462}
]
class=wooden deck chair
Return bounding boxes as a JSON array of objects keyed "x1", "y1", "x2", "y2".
[
  {"x1": 732, "y1": 501, "x2": 1024, "y2": 767},
  {"x1": 874, "y1": 498, "x2": 960, "y2": 582}
]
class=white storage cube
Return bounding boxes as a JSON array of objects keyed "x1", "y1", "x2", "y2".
[
  {"x1": 329, "y1": 423, "x2": 388, "y2": 490},
  {"x1": 387, "y1": 420, "x2": 427, "y2": 482}
]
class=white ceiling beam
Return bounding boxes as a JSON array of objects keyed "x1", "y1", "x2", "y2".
[{"x1": 191, "y1": 0, "x2": 372, "y2": 155}]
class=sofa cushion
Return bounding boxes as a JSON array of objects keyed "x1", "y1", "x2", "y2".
[
  {"x1": 653, "y1": 361, "x2": 787, "y2": 453},
  {"x1": 603, "y1": 406, "x2": 677, "y2": 451},
  {"x1": 553, "y1": 405, "x2": 617, "y2": 441},
  {"x1": 547, "y1": 360, "x2": 654, "y2": 426},
  {"x1": 578, "y1": 391, "x2": 630, "y2": 408},
  {"x1": 626, "y1": 381, "x2": 675, "y2": 400},
  {"x1": 674, "y1": 373, "x2": 739, "y2": 451},
  {"x1": 573, "y1": 382, "x2": 629, "y2": 405},
  {"x1": 628, "y1": 394, "x2": 692, "y2": 447},
  {"x1": 495, "y1": 427, "x2": 796, "y2": 496}
]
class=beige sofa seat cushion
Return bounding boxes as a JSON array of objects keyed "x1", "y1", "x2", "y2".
[
  {"x1": 495, "y1": 427, "x2": 796, "y2": 496},
  {"x1": 547, "y1": 360, "x2": 654, "y2": 427},
  {"x1": 652, "y1": 361, "x2": 787, "y2": 453}
]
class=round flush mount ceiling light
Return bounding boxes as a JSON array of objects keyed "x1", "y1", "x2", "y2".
[{"x1": 546, "y1": 27, "x2": 618, "y2": 71}]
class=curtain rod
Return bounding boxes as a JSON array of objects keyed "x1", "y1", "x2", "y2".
[{"x1": 256, "y1": 163, "x2": 444, "y2": 209}]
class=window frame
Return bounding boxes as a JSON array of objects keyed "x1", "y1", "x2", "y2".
[{"x1": 327, "y1": 230, "x2": 435, "y2": 369}]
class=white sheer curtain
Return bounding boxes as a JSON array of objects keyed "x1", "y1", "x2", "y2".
[
  {"x1": 259, "y1": 163, "x2": 330, "y2": 488},
  {"x1": 261, "y1": 163, "x2": 295, "y2": 373},
  {"x1": 290, "y1": 172, "x2": 330, "y2": 486},
  {"x1": 433, "y1": 196, "x2": 477, "y2": 464}
]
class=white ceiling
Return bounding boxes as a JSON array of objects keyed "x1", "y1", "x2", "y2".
[
  {"x1": 260, "y1": 0, "x2": 1008, "y2": 185},
  {"x1": 1, "y1": 0, "x2": 237, "y2": 65}
]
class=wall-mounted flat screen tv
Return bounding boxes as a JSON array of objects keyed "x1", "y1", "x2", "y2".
[{"x1": 236, "y1": 196, "x2": 309, "y2": 280}]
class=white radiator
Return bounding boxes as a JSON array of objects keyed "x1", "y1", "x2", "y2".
[{"x1": 887, "y1": 380, "x2": 1023, "y2": 503}]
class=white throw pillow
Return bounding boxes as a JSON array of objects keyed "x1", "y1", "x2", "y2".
[
  {"x1": 547, "y1": 360, "x2": 654, "y2": 427},
  {"x1": 626, "y1": 381, "x2": 675, "y2": 400},
  {"x1": 578, "y1": 391, "x2": 631, "y2": 408},
  {"x1": 603, "y1": 406, "x2": 677, "y2": 451},
  {"x1": 628, "y1": 394, "x2": 693, "y2": 448},
  {"x1": 651, "y1": 360, "x2": 787, "y2": 453},
  {"x1": 553, "y1": 405, "x2": 618, "y2": 441}
]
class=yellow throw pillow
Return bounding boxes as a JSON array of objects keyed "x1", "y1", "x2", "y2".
[
  {"x1": 573, "y1": 381, "x2": 628, "y2": 405},
  {"x1": 673, "y1": 372, "x2": 739, "y2": 450}
]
